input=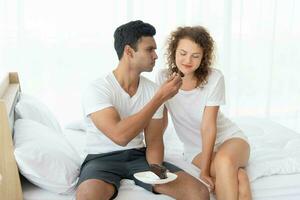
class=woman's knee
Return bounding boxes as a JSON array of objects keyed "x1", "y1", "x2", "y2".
[{"x1": 214, "y1": 151, "x2": 236, "y2": 170}]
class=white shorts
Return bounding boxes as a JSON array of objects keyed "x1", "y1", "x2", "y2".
[{"x1": 183, "y1": 131, "x2": 249, "y2": 163}]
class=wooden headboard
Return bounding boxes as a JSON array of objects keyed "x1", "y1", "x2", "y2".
[{"x1": 0, "y1": 72, "x2": 23, "y2": 200}]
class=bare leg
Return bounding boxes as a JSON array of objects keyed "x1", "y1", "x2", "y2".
[
  {"x1": 154, "y1": 171, "x2": 209, "y2": 200},
  {"x1": 238, "y1": 168, "x2": 252, "y2": 200},
  {"x1": 76, "y1": 179, "x2": 115, "y2": 200},
  {"x1": 192, "y1": 138, "x2": 251, "y2": 200}
]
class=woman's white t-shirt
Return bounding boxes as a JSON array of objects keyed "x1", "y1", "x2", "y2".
[
  {"x1": 82, "y1": 72, "x2": 163, "y2": 154},
  {"x1": 156, "y1": 68, "x2": 242, "y2": 159}
]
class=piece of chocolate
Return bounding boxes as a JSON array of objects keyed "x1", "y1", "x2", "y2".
[
  {"x1": 149, "y1": 164, "x2": 167, "y2": 179},
  {"x1": 178, "y1": 71, "x2": 185, "y2": 77}
]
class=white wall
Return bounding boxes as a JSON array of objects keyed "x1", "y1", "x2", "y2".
[{"x1": 1, "y1": 0, "x2": 300, "y2": 132}]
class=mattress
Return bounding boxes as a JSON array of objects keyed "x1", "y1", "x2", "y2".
[{"x1": 22, "y1": 117, "x2": 300, "y2": 200}]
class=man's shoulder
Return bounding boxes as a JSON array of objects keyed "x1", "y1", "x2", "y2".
[
  {"x1": 158, "y1": 68, "x2": 169, "y2": 75},
  {"x1": 140, "y1": 75, "x2": 158, "y2": 89},
  {"x1": 83, "y1": 74, "x2": 115, "y2": 100},
  {"x1": 157, "y1": 68, "x2": 169, "y2": 79},
  {"x1": 88, "y1": 73, "x2": 113, "y2": 90}
]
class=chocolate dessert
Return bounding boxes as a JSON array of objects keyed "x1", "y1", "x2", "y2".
[
  {"x1": 149, "y1": 164, "x2": 167, "y2": 179},
  {"x1": 178, "y1": 71, "x2": 185, "y2": 77}
]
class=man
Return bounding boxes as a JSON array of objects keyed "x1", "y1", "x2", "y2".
[{"x1": 76, "y1": 20, "x2": 209, "y2": 200}]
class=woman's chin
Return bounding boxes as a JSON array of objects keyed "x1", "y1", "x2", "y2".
[{"x1": 180, "y1": 69, "x2": 194, "y2": 76}]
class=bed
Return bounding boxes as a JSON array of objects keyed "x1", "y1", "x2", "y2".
[{"x1": 1, "y1": 72, "x2": 300, "y2": 200}]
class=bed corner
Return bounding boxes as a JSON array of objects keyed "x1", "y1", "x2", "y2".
[{"x1": 0, "y1": 72, "x2": 23, "y2": 200}]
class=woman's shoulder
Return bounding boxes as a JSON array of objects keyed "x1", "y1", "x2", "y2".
[
  {"x1": 210, "y1": 68, "x2": 224, "y2": 78},
  {"x1": 202, "y1": 68, "x2": 224, "y2": 89},
  {"x1": 208, "y1": 68, "x2": 224, "y2": 82}
]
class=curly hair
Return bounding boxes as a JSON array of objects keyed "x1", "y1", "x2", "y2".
[{"x1": 166, "y1": 26, "x2": 215, "y2": 87}]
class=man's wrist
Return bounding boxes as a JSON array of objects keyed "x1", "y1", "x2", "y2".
[
  {"x1": 153, "y1": 91, "x2": 165, "y2": 105},
  {"x1": 148, "y1": 162, "x2": 163, "y2": 166}
]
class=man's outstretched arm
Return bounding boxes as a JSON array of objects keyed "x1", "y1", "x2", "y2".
[{"x1": 90, "y1": 74, "x2": 182, "y2": 146}]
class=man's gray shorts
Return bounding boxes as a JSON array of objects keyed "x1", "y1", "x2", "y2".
[{"x1": 77, "y1": 147, "x2": 182, "y2": 199}]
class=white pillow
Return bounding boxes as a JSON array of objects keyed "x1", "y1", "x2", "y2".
[
  {"x1": 65, "y1": 120, "x2": 87, "y2": 132},
  {"x1": 15, "y1": 94, "x2": 62, "y2": 133},
  {"x1": 63, "y1": 129, "x2": 87, "y2": 162},
  {"x1": 14, "y1": 119, "x2": 81, "y2": 194}
]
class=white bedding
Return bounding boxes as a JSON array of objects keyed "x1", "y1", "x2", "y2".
[
  {"x1": 22, "y1": 171, "x2": 300, "y2": 200},
  {"x1": 235, "y1": 118, "x2": 300, "y2": 181},
  {"x1": 22, "y1": 117, "x2": 300, "y2": 200},
  {"x1": 22, "y1": 162, "x2": 300, "y2": 200}
]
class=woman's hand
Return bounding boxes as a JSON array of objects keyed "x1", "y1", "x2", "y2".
[{"x1": 200, "y1": 171, "x2": 215, "y2": 192}]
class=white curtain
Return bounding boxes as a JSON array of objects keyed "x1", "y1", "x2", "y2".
[{"x1": 1, "y1": 0, "x2": 300, "y2": 132}]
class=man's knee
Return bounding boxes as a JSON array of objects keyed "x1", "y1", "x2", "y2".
[
  {"x1": 76, "y1": 179, "x2": 115, "y2": 200},
  {"x1": 153, "y1": 171, "x2": 210, "y2": 200},
  {"x1": 193, "y1": 177, "x2": 210, "y2": 199},
  {"x1": 178, "y1": 172, "x2": 210, "y2": 199}
]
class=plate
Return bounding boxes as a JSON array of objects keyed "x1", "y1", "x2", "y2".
[{"x1": 134, "y1": 171, "x2": 177, "y2": 184}]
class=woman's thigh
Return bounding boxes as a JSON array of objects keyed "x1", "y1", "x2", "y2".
[{"x1": 192, "y1": 138, "x2": 250, "y2": 178}]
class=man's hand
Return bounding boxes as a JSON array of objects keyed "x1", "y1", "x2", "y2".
[{"x1": 156, "y1": 73, "x2": 182, "y2": 101}]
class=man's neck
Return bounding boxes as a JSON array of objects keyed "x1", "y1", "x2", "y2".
[{"x1": 113, "y1": 63, "x2": 140, "y2": 97}]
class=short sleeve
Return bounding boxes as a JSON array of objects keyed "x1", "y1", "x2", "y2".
[
  {"x1": 155, "y1": 69, "x2": 168, "y2": 86},
  {"x1": 148, "y1": 74, "x2": 165, "y2": 119},
  {"x1": 151, "y1": 80, "x2": 164, "y2": 119},
  {"x1": 206, "y1": 75, "x2": 226, "y2": 106},
  {"x1": 82, "y1": 82, "x2": 113, "y2": 117},
  {"x1": 155, "y1": 69, "x2": 171, "y2": 115}
]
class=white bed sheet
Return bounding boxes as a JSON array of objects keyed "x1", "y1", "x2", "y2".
[
  {"x1": 251, "y1": 173, "x2": 300, "y2": 200},
  {"x1": 22, "y1": 178, "x2": 174, "y2": 200},
  {"x1": 22, "y1": 162, "x2": 300, "y2": 200},
  {"x1": 22, "y1": 118, "x2": 300, "y2": 200},
  {"x1": 165, "y1": 154, "x2": 300, "y2": 200}
]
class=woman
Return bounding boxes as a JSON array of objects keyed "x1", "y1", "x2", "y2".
[{"x1": 156, "y1": 26, "x2": 252, "y2": 200}]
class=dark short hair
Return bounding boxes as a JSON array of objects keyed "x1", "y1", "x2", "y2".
[{"x1": 114, "y1": 20, "x2": 156, "y2": 60}]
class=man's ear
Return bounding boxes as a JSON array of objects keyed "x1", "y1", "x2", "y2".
[{"x1": 124, "y1": 45, "x2": 134, "y2": 58}]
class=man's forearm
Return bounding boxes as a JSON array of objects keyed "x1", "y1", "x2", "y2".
[
  {"x1": 146, "y1": 141, "x2": 164, "y2": 165},
  {"x1": 114, "y1": 93, "x2": 164, "y2": 146}
]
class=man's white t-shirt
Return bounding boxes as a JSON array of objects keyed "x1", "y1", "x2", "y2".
[
  {"x1": 82, "y1": 72, "x2": 163, "y2": 154},
  {"x1": 156, "y1": 68, "x2": 241, "y2": 158}
]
